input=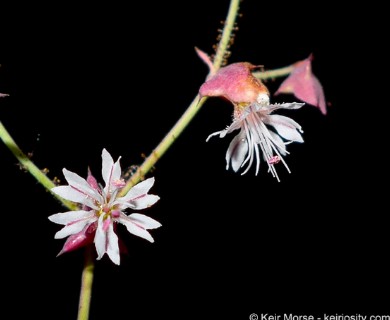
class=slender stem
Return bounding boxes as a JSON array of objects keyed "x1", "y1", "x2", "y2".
[
  {"x1": 253, "y1": 65, "x2": 294, "y2": 80},
  {"x1": 1, "y1": 121, "x2": 94, "y2": 320},
  {"x1": 119, "y1": 0, "x2": 241, "y2": 196},
  {"x1": 213, "y1": 0, "x2": 240, "y2": 70},
  {"x1": 0, "y1": 121, "x2": 77, "y2": 211},
  {"x1": 119, "y1": 95, "x2": 205, "y2": 196},
  {"x1": 77, "y1": 245, "x2": 95, "y2": 320}
]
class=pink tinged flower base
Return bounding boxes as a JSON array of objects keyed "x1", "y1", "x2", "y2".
[
  {"x1": 48, "y1": 149, "x2": 161, "y2": 265},
  {"x1": 275, "y1": 55, "x2": 327, "y2": 115},
  {"x1": 199, "y1": 62, "x2": 269, "y2": 106}
]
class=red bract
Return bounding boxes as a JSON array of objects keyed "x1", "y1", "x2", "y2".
[
  {"x1": 195, "y1": 47, "x2": 215, "y2": 75},
  {"x1": 57, "y1": 223, "x2": 96, "y2": 256},
  {"x1": 275, "y1": 55, "x2": 327, "y2": 115}
]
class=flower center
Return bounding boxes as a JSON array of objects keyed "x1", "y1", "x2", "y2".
[{"x1": 97, "y1": 204, "x2": 115, "y2": 220}]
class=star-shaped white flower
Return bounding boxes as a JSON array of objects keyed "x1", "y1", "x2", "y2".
[
  {"x1": 48, "y1": 148, "x2": 161, "y2": 265},
  {"x1": 207, "y1": 93, "x2": 304, "y2": 181}
]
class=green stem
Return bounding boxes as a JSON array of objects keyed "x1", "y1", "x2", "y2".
[
  {"x1": 0, "y1": 121, "x2": 77, "y2": 211},
  {"x1": 119, "y1": 0, "x2": 241, "y2": 196},
  {"x1": 253, "y1": 65, "x2": 294, "y2": 80},
  {"x1": 212, "y1": 0, "x2": 240, "y2": 70},
  {"x1": 0, "y1": 121, "x2": 92, "y2": 318},
  {"x1": 118, "y1": 95, "x2": 205, "y2": 196},
  {"x1": 77, "y1": 245, "x2": 95, "y2": 320}
]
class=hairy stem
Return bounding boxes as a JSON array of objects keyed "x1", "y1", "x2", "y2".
[
  {"x1": 253, "y1": 65, "x2": 294, "y2": 80},
  {"x1": 0, "y1": 121, "x2": 77, "y2": 210},
  {"x1": 212, "y1": 0, "x2": 240, "y2": 69},
  {"x1": 119, "y1": 0, "x2": 241, "y2": 196}
]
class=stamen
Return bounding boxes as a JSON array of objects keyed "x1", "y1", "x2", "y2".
[
  {"x1": 268, "y1": 156, "x2": 280, "y2": 165},
  {"x1": 111, "y1": 210, "x2": 121, "y2": 218},
  {"x1": 113, "y1": 179, "x2": 126, "y2": 188},
  {"x1": 259, "y1": 121, "x2": 291, "y2": 175}
]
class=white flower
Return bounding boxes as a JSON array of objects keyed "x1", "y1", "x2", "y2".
[
  {"x1": 48, "y1": 148, "x2": 161, "y2": 265},
  {"x1": 207, "y1": 93, "x2": 304, "y2": 181}
]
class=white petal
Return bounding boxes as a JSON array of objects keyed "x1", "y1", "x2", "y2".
[
  {"x1": 52, "y1": 186, "x2": 98, "y2": 209},
  {"x1": 116, "y1": 194, "x2": 160, "y2": 210},
  {"x1": 101, "y1": 148, "x2": 114, "y2": 188},
  {"x1": 206, "y1": 120, "x2": 242, "y2": 142},
  {"x1": 269, "y1": 131, "x2": 287, "y2": 156},
  {"x1": 48, "y1": 210, "x2": 94, "y2": 225},
  {"x1": 54, "y1": 218, "x2": 93, "y2": 239},
  {"x1": 226, "y1": 131, "x2": 248, "y2": 172},
  {"x1": 268, "y1": 102, "x2": 305, "y2": 111},
  {"x1": 110, "y1": 159, "x2": 122, "y2": 186},
  {"x1": 267, "y1": 114, "x2": 302, "y2": 131},
  {"x1": 266, "y1": 115, "x2": 304, "y2": 143},
  {"x1": 121, "y1": 177, "x2": 156, "y2": 202},
  {"x1": 225, "y1": 120, "x2": 242, "y2": 135},
  {"x1": 206, "y1": 130, "x2": 224, "y2": 142},
  {"x1": 120, "y1": 215, "x2": 155, "y2": 242},
  {"x1": 63, "y1": 169, "x2": 100, "y2": 201},
  {"x1": 128, "y1": 213, "x2": 162, "y2": 229},
  {"x1": 279, "y1": 102, "x2": 305, "y2": 110},
  {"x1": 52, "y1": 186, "x2": 88, "y2": 204},
  {"x1": 94, "y1": 215, "x2": 107, "y2": 260},
  {"x1": 102, "y1": 149, "x2": 122, "y2": 194},
  {"x1": 106, "y1": 222, "x2": 120, "y2": 265}
]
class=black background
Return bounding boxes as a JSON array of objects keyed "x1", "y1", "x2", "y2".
[{"x1": 0, "y1": 0, "x2": 385, "y2": 319}]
